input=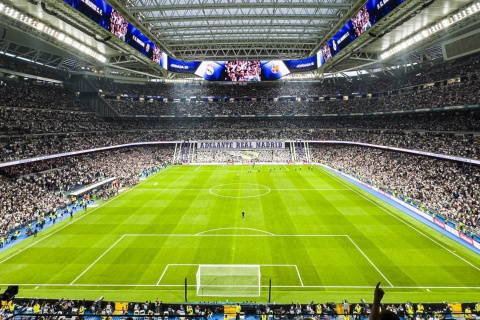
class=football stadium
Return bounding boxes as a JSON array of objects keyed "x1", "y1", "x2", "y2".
[{"x1": 0, "y1": 0, "x2": 480, "y2": 318}]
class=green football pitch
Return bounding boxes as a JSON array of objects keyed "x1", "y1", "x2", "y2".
[{"x1": 1, "y1": 165, "x2": 479, "y2": 303}]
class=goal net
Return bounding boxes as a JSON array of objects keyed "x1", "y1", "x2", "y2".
[{"x1": 196, "y1": 264, "x2": 261, "y2": 297}]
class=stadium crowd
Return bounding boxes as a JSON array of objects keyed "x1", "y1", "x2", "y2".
[
  {"x1": 2, "y1": 106, "x2": 479, "y2": 134},
  {"x1": 2, "y1": 126, "x2": 478, "y2": 162},
  {"x1": 193, "y1": 149, "x2": 291, "y2": 163},
  {"x1": 0, "y1": 81, "x2": 89, "y2": 112},
  {"x1": 0, "y1": 297, "x2": 478, "y2": 320},
  {"x1": 0, "y1": 55, "x2": 68, "y2": 81},
  {"x1": 0, "y1": 146, "x2": 172, "y2": 247},
  {"x1": 104, "y1": 79, "x2": 480, "y2": 116}
]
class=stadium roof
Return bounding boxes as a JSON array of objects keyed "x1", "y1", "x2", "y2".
[
  {"x1": 0, "y1": 0, "x2": 479, "y2": 79},
  {"x1": 125, "y1": 0, "x2": 354, "y2": 60}
]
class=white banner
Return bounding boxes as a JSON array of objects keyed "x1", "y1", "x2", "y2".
[{"x1": 197, "y1": 140, "x2": 285, "y2": 150}]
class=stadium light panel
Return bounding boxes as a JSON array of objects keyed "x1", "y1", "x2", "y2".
[
  {"x1": 36, "y1": 22, "x2": 45, "y2": 31},
  {"x1": 17, "y1": 56, "x2": 32, "y2": 62},
  {"x1": 0, "y1": 2, "x2": 107, "y2": 63},
  {"x1": 380, "y1": 3, "x2": 480, "y2": 60},
  {"x1": 441, "y1": 19, "x2": 450, "y2": 27}
]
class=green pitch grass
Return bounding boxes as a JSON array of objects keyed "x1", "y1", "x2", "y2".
[{"x1": 1, "y1": 165, "x2": 479, "y2": 303}]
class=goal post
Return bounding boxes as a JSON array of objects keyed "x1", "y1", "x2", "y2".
[{"x1": 196, "y1": 264, "x2": 261, "y2": 297}]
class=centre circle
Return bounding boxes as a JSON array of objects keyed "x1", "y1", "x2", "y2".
[{"x1": 209, "y1": 183, "x2": 271, "y2": 198}]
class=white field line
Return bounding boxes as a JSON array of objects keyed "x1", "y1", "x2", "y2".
[
  {"x1": 0, "y1": 167, "x2": 171, "y2": 265},
  {"x1": 195, "y1": 227, "x2": 275, "y2": 236},
  {"x1": 212, "y1": 188, "x2": 349, "y2": 191},
  {"x1": 2, "y1": 283, "x2": 480, "y2": 289},
  {"x1": 156, "y1": 264, "x2": 170, "y2": 286},
  {"x1": 294, "y1": 265, "x2": 304, "y2": 287},
  {"x1": 283, "y1": 165, "x2": 289, "y2": 171},
  {"x1": 139, "y1": 188, "x2": 352, "y2": 191},
  {"x1": 123, "y1": 234, "x2": 279, "y2": 237},
  {"x1": 158, "y1": 263, "x2": 300, "y2": 266},
  {"x1": 70, "y1": 235, "x2": 126, "y2": 285},
  {"x1": 156, "y1": 264, "x2": 304, "y2": 287},
  {"x1": 140, "y1": 188, "x2": 350, "y2": 191},
  {"x1": 123, "y1": 233, "x2": 348, "y2": 237},
  {"x1": 195, "y1": 166, "x2": 201, "y2": 172},
  {"x1": 319, "y1": 166, "x2": 480, "y2": 272},
  {"x1": 346, "y1": 236, "x2": 394, "y2": 287},
  {"x1": 274, "y1": 188, "x2": 350, "y2": 191}
]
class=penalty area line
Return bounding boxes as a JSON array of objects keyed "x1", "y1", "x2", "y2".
[
  {"x1": 70, "y1": 235, "x2": 126, "y2": 285},
  {"x1": 346, "y1": 236, "x2": 393, "y2": 288},
  {"x1": 294, "y1": 265, "x2": 304, "y2": 287},
  {"x1": 156, "y1": 264, "x2": 170, "y2": 286}
]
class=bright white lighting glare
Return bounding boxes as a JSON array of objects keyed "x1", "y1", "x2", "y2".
[
  {"x1": 1, "y1": 4, "x2": 113, "y2": 64},
  {"x1": 17, "y1": 56, "x2": 32, "y2": 62},
  {"x1": 380, "y1": 3, "x2": 480, "y2": 60}
]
